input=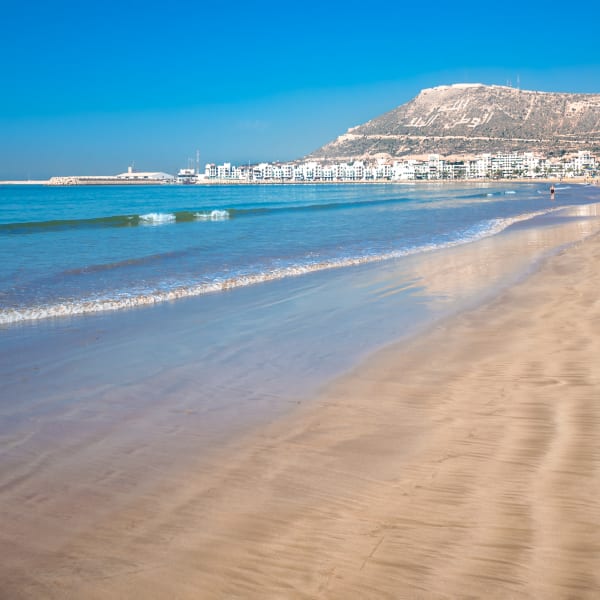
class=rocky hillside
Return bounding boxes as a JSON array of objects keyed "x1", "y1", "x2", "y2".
[{"x1": 307, "y1": 84, "x2": 600, "y2": 160}]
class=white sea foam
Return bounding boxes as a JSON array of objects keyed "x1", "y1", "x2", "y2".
[
  {"x1": 139, "y1": 212, "x2": 176, "y2": 225},
  {"x1": 0, "y1": 207, "x2": 563, "y2": 326},
  {"x1": 504, "y1": 190, "x2": 516, "y2": 194},
  {"x1": 194, "y1": 210, "x2": 230, "y2": 221}
]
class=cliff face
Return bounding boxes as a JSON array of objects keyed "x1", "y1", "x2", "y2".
[{"x1": 308, "y1": 84, "x2": 600, "y2": 160}]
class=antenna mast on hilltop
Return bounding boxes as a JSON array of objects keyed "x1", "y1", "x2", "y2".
[
  {"x1": 517, "y1": 74, "x2": 520, "y2": 89},
  {"x1": 196, "y1": 149, "x2": 200, "y2": 175}
]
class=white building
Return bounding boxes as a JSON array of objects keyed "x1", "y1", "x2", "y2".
[
  {"x1": 466, "y1": 154, "x2": 491, "y2": 179},
  {"x1": 428, "y1": 155, "x2": 444, "y2": 179},
  {"x1": 522, "y1": 153, "x2": 542, "y2": 178},
  {"x1": 199, "y1": 149, "x2": 598, "y2": 184},
  {"x1": 117, "y1": 166, "x2": 174, "y2": 182},
  {"x1": 573, "y1": 151, "x2": 596, "y2": 175},
  {"x1": 217, "y1": 162, "x2": 233, "y2": 179},
  {"x1": 176, "y1": 168, "x2": 198, "y2": 184},
  {"x1": 391, "y1": 160, "x2": 414, "y2": 180},
  {"x1": 489, "y1": 153, "x2": 525, "y2": 178}
]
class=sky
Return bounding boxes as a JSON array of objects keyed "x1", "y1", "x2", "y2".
[{"x1": 1, "y1": 0, "x2": 600, "y2": 179}]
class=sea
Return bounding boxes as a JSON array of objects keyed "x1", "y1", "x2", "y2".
[
  {"x1": 2, "y1": 182, "x2": 600, "y2": 450},
  {"x1": 3, "y1": 182, "x2": 600, "y2": 325}
]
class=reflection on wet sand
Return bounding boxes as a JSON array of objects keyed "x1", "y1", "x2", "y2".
[
  {"x1": 408, "y1": 203, "x2": 600, "y2": 307},
  {"x1": 2, "y1": 207, "x2": 600, "y2": 598}
]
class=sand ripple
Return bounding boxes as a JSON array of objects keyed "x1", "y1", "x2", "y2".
[{"x1": 2, "y1": 234, "x2": 600, "y2": 598}]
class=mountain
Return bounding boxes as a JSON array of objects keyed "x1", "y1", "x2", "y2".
[{"x1": 307, "y1": 84, "x2": 600, "y2": 160}]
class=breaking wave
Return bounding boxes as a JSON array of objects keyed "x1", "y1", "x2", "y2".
[
  {"x1": 194, "y1": 210, "x2": 230, "y2": 221},
  {"x1": 0, "y1": 208, "x2": 559, "y2": 325},
  {"x1": 0, "y1": 189, "x2": 521, "y2": 235},
  {"x1": 139, "y1": 212, "x2": 176, "y2": 225}
]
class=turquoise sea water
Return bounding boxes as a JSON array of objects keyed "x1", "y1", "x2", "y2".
[
  {"x1": 1, "y1": 182, "x2": 597, "y2": 325},
  {"x1": 2, "y1": 181, "x2": 600, "y2": 469}
]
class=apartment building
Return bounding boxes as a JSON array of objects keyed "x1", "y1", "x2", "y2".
[{"x1": 201, "y1": 151, "x2": 599, "y2": 183}]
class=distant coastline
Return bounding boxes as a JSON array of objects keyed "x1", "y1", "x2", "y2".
[
  {"x1": 2, "y1": 177, "x2": 597, "y2": 186},
  {"x1": 193, "y1": 176, "x2": 598, "y2": 186},
  {"x1": 4, "y1": 148, "x2": 597, "y2": 186},
  {"x1": 0, "y1": 180, "x2": 49, "y2": 185}
]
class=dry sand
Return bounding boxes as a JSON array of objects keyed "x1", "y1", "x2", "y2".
[{"x1": 3, "y1": 232, "x2": 600, "y2": 599}]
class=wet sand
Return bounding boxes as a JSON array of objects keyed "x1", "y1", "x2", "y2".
[{"x1": 3, "y1": 231, "x2": 600, "y2": 598}]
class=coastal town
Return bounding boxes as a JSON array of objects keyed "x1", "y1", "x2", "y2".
[
  {"x1": 44, "y1": 149, "x2": 599, "y2": 186},
  {"x1": 199, "y1": 149, "x2": 599, "y2": 183}
]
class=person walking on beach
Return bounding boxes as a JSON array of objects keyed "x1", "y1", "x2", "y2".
[{"x1": 550, "y1": 184, "x2": 555, "y2": 200}]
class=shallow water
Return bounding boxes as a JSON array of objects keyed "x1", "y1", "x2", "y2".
[
  {"x1": 3, "y1": 189, "x2": 600, "y2": 600},
  {"x1": 2, "y1": 190, "x2": 600, "y2": 456},
  {"x1": 2, "y1": 182, "x2": 598, "y2": 324}
]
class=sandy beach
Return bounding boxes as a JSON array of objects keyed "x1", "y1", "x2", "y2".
[{"x1": 3, "y1": 228, "x2": 600, "y2": 598}]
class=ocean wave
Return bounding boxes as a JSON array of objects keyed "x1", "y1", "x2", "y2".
[
  {"x1": 0, "y1": 209, "x2": 229, "y2": 234},
  {"x1": 0, "y1": 207, "x2": 561, "y2": 325},
  {"x1": 0, "y1": 191, "x2": 535, "y2": 235},
  {"x1": 60, "y1": 249, "x2": 189, "y2": 275},
  {"x1": 194, "y1": 210, "x2": 230, "y2": 221},
  {"x1": 139, "y1": 212, "x2": 176, "y2": 225},
  {"x1": 0, "y1": 197, "x2": 416, "y2": 235}
]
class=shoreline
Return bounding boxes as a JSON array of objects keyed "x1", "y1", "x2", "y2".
[
  {"x1": 2, "y1": 210, "x2": 600, "y2": 596},
  {"x1": 0, "y1": 203, "x2": 564, "y2": 327},
  {"x1": 194, "y1": 176, "x2": 597, "y2": 186},
  {"x1": 2, "y1": 177, "x2": 597, "y2": 187}
]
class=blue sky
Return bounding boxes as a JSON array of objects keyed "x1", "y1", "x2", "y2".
[{"x1": 1, "y1": 0, "x2": 599, "y2": 179}]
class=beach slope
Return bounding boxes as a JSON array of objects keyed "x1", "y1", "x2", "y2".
[{"x1": 3, "y1": 233, "x2": 600, "y2": 599}]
